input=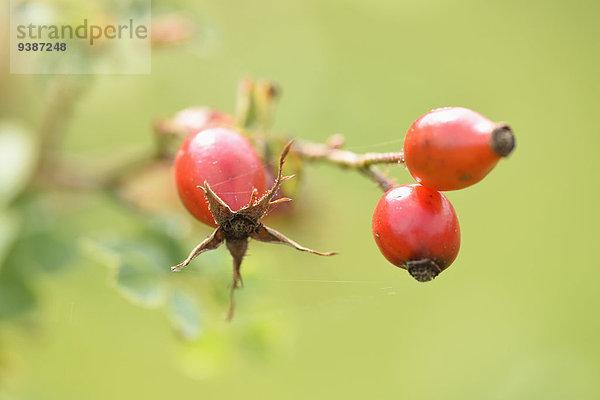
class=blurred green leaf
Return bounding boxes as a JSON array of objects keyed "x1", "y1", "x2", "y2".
[
  {"x1": 0, "y1": 123, "x2": 37, "y2": 206},
  {"x1": 0, "y1": 268, "x2": 37, "y2": 320},
  {"x1": 140, "y1": 216, "x2": 189, "y2": 262},
  {"x1": 116, "y1": 257, "x2": 164, "y2": 307},
  {"x1": 7, "y1": 232, "x2": 76, "y2": 275},
  {"x1": 166, "y1": 289, "x2": 202, "y2": 340},
  {"x1": 87, "y1": 239, "x2": 169, "y2": 308},
  {"x1": 3, "y1": 196, "x2": 78, "y2": 275},
  {"x1": 0, "y1": 210, "x2": 20, "y2": 268},
  {"x1": 0, "y1": 195, "x2": 76, "y2": 320},
  {"x1": 253, "y1": 79, "x2": 279, "y2": 131}
]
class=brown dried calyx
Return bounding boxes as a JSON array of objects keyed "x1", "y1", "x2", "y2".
[
  {"x1": 171, "y1": 141, "x2": 337, "y2": 320},
  {"x1": 406, "y1": 259, "x2": 442, "y2": 282},
  {"x1": 491, "y1": 124, "x2": 515, "y2": 157}
]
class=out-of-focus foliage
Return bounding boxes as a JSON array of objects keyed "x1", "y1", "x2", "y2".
[
  {"x1": 0, "y1": 124, "x2": 37, "y2": 207},
  {"x1": 1, "y1": 0, "x2": 600, "y2": 399},
  {"x1": 83, "y1": 219, "x2": 205, "y2": 339}
]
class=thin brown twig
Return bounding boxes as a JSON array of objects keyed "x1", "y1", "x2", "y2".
[
  {"x1": 35, "y1": 77, "x2": 87, "y2": 177},
  {"x1": 293, "y1": 138, "x2": 403, "y2": 192},
  {"x1": 360, "y1": 166, "x2": 396, "y2": 192}
]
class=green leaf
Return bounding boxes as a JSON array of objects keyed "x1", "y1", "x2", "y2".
[
  {"x1": 1, "y1": 196, "x2": 79, "y2": 275},
  {"x1": 116, "y1": 260, "x2": 164, "y2": 307},
  {"x1": 166, "y1": 289, "x2": 202, "y2": 340},
  {"x1": 8, "y1": 232, "x2": 76, "y2": 275},
  {"x1": 85, "y1": 238, "x2": 169, "y2": 308},
  {"x1": 0, "y1": 210, "x2": 20, "y2": 269},
  {"x1": 0, "y1": 268, "x2": 37, "y2": 320},
  {"x1": 0, "y1": 123, "x2": 37, "y2": 206}
]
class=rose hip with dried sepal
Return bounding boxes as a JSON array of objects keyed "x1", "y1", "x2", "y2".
[
  {"x1": 372, "y1": 184, "x2": 460, "y2": 282},
  {"x1": 173, "y1": 139, "x2": 336, "y2": 319},
  {"x1": 403, "y1": 107, "x2": 515, "y2": 191},
  {"x1": 173, "y1": 127, "x2": 267, "y2": 227}
]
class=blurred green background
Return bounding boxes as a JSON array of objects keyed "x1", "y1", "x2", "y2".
[{"x1": 1, "y1": 0, "x2": 599, "y2": 399}]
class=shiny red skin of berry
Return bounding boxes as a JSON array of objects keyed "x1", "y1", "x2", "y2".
[
  {"x1": 172, "y1": 107, "x2": 235, "y2": 135},
  {"x1": 404, "y1": 107, "x2": 511, "y2": 191},
  {"x1": 372, "y1": 184, "x2": 460, "y2": 274},
  {"x1": 174, "y1": 127, "x2": 267, "y2": 227}
]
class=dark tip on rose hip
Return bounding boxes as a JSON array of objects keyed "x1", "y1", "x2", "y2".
[
  {"x1": 407, "y1": 259, "x2": 442, "y2": 282},
  {"x1": 491, "y1": 124, "x2": 515, "y2": 157}
]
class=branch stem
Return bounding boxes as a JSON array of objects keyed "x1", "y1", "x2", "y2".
[
  {"x1": 35, "y1": 77, "x2": 87, "y2": 176},
  {"x1": 360, "y1": 166, "x2": 395, "y2": 192},
  {"x1": 293, "y1": 138, "x2": 403, "y2": 192}
]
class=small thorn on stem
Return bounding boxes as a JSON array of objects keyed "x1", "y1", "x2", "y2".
[{"x1": 327, "y1": 134, "x2": 346, "y2": 149}]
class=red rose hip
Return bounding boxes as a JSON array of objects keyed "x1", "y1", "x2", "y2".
[
  {"x1": 174, "y1": 127, "x2": 267, "y2": 227},
  {"x1": 403, "y1": 107, "x2": 515, "y2": 191},
  {"x1": 372, "y1": 184, "x2": 460, "y2": 282}
]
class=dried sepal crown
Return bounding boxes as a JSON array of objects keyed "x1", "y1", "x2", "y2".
[{"x1": 171, "y1": 140, "x2": 336, "y2": 319}]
